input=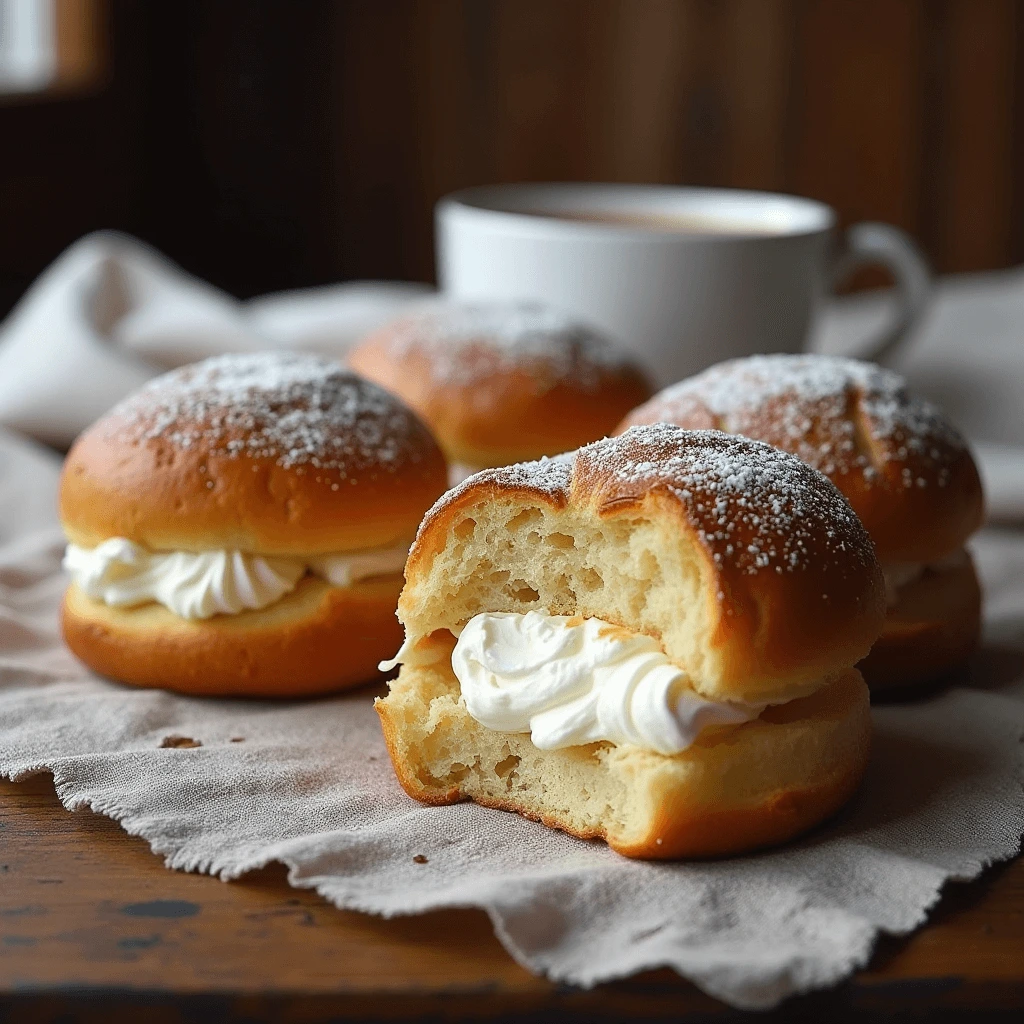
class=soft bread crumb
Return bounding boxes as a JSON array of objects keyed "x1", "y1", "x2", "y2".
[
  {"x1": 377, "y1": 661, "x2": 872, "y2": 858},
  {"x1": 403, "y1": 495, "x2": 713, "y2": 684}
]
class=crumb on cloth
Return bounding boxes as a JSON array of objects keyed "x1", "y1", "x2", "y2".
[{"x1": 159, "y1": 735, "x2": 201, "y2": 749}]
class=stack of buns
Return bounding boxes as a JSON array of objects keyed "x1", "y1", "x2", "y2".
[
  {"x1": 619, "y1": 354, "x2": 984, "y2": 691},
  {"x1": 376, "y1": 424, "x2": 884, "y2": 858},
  {"x1": 60, "y1": 352, "x2": 447, "y2": 696},
  {"x1": 348, "y1": 301, "x2": 651, "y2": 482}
]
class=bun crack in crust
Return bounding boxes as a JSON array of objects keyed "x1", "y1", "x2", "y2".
[
  {"x1": 618, "y1": 354, "x2": 983, "y2": 562},
  {"x1": 618, "y1": 355, "x2": 984, "y2": 690},
  {"x1": 376, "y1": 424, "x2": 883, "y2": 858},
  {"x1": 348, "y1": 301, "x2": 652, "y2": 472},
  {"x1": 60, "y1": 352, "x2": 448, "y2": 696}
]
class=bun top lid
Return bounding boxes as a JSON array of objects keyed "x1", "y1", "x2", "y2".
[
  {"x1": 349, "y1": 301, "x2": 652, "y2": 467},
  {"x1": 619, "y1": 354, "x2": 984, "y2": 561},
  {"x1": 110, "y1": 351, "x2": 426, "y2": 471},
  {"x1": 404, "y1": 424, "x2": 885, "y2": 702},
  {"x1": 419, "y1": 422, "x2": 877, "y2": 580},
  {"x1": 60, "y1": 352, "x2": 448, "y2": 554},
  {"x1": 362, "y1": 301, "x2": 639, "y2": 390}
]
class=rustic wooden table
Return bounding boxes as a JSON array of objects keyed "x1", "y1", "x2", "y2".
[{"x1": 1, "y1": 776, "x2": 1022, "y2": 1022}]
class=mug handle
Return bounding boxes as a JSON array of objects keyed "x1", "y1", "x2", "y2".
[{"x1": 830, "y1": 222, "x2": 932, "y2": 363}]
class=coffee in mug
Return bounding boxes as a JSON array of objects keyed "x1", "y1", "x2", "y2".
[
  {"x1": 520, "y1": 208, "x2": 784, "y2": 236},
  {"x1": 437, "y1": 183, "x2": 930, "y2": 385}
]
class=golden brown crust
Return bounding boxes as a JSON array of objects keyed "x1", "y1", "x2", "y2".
[
  {"x1": 618, "y1": 355, "x2": 984, "y2": 563},
  {"x1": 377, "y1": 667, "x2": 871, "y2": 860},
  {"x1": 622, "y1": 765, "x2": 865, "y2": 860},
  {"x1": 348, "y1": 304, "x2": 651, "y2": 467},
  {"x1": 61, "y1": 575, "x2": 403, "y2": 697},
  {"x1": 60, "y1": 354, "x2": 448, "y2": 555},
  {"x1": 403, "y1": 426, "x2": 885, "y2": 703},
  {"x1": 572, "y1": 432, "x2": 884, "y2": 695},
  {"x1": 860, "y1": 554, "x2": 982, "y2": 693}
]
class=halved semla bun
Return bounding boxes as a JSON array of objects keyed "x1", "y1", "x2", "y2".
[
  {"x1": 60, "y1": 352, "x2": 448, "y2": 696},
  {"x1": 618, "y1": 355, "x2": 985, "y2": 692},
  {"x1": 376, "y1": 424, "x2": 885, "y2": 858}
]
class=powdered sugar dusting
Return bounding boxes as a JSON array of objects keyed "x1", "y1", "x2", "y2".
[
  {"x1": 382, "y1": 301, "x2": 635, "y2": 391},
  {"x1": 583, "y1": 424, "x2": 873, "y2": 576},
  {"x1": 107, "y1": 352, "x2": 432, "y2": 475},
  {"x1": 417, "y1": 423, "x2": 873, "y2": 578},
  {"x1": 626, "y1": 354, "x2": 966, "y2": 488}
]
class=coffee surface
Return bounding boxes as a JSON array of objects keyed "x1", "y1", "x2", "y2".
[{"x1": 520, "y1": 208, "x2": 781, "y2": 235}]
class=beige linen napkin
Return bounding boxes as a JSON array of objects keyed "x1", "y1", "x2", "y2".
[
  {"x1": 0, "y1": 232, "x2": 430, "y2": 448},
  {"x1": 0, "y1": 425, "x2": 1022, "y2": 1010}
]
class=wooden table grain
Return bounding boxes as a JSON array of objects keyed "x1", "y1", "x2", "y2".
[{"x1": 1, "y1": 774, "x2": 1022, "y2": 1023}]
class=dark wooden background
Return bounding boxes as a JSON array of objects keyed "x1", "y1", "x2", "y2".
[{"x1": 1, "y1": 0, "x2": 1021, "y2": 316}]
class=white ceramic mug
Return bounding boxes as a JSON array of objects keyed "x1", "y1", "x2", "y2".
[{"x1": 436, "y1": 183, "x2": 930, "y2": 385}]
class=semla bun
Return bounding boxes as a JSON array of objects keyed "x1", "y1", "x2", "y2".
[
  {"x1": 61, "y1": 352, "x2": 448, "y2": 696},
  {"x1": 377, "y1": 424, "x2": 884, "y2": 858},
  {"x1": 349, "y1": 302, "x2": 651, "y2": 477}
]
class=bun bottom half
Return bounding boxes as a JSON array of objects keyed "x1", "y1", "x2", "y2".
[
  {"x1": 376, "y1": 655, "x2": 871, "y2": 860},
  {"x1": 859, "y1": 555, "x2": 982, "y2": 694},
  {"x1": 62, "y1": 575, "x2": 404, "y2": 697}
]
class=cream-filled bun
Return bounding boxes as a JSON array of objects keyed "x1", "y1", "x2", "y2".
[
  {"x1": 348, "y1": 301, "x2": 651, "y2": 483},
  {"x1": 618, "y1": 355, "x2": 985, "y2": 692},
  {"x1": 376, "y1": 424, "x2": 884, "y2": 859},
  {"x1": 60, "y1": 352, "x2": 448, "y2": 696}
]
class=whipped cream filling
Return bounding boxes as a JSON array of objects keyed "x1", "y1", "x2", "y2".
[
  {"x1": 63, "y1": 538, "x2": 409, "y2": 620},
  {"x1": 382, "y1": 611, "x2": 765, "y2": 755},
  {"x1": 881, "y1": 547, "x2": 969, "y2": 607}
]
